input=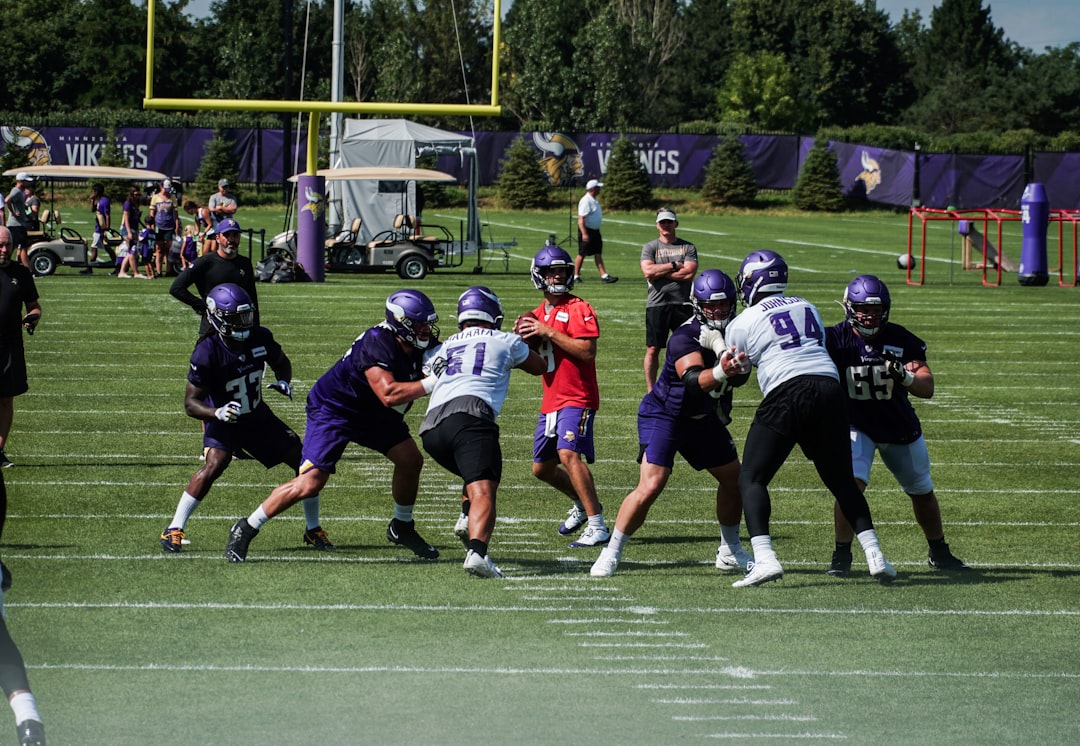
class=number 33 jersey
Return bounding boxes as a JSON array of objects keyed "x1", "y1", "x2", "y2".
[{"x1": 188, "y1": 326, "x2": 283, "y2": 413}]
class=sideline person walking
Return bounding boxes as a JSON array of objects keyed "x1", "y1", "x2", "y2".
[{"x1": 574, "y1": 179, "x2": 617, "y2": 284}]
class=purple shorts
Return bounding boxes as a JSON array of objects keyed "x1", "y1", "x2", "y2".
[
  {"x1": 636, "y1": 395, "x2": 737, "y2": 471},
  {"x1": 300, "y1": 403, "x2": 411, "y2": 473},
  {"x1": 203, "y1": 404, "x2": 300, "y2": 468},
  {"x1": 533, "y1": 407, "x2": 596, "y2": 464}
]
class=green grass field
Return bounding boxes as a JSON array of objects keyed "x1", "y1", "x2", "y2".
[{"x1": 7, "y1": 206, "x2": 1079, "y2": 744}]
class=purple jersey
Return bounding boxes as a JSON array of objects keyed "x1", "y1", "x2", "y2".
[
  {"x1": 188, "y1": 326, "x2": 283, "y2": 413},
  {"x1": 94, "y1": 196, "x2": 111, "y2": 235},
  {"x1": 649, "y1": 317, "x2": 735, "y2": 421},
  {"x1": 307, "y1": 323, "x2": 425, "y2": 420},
  {"x1": 825, "y1": 321, "x2": 926, "y2": 444}
]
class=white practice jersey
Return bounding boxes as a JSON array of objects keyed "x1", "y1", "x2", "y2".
[
  {"x1": 724, "y1": 294, "x2": 838, "y2": 397},
  {"x1": 424, "y1": 326, "x2": 532, "y2": 417}
]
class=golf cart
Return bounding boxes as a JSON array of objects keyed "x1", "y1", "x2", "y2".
[
  {"x1": 3, "y1": 165, "x2": 168, "y2": 277},
  {"x1": 270, "y1": 167, "x2": 468, "y2": 280}
]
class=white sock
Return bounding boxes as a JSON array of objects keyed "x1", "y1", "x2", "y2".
[
  {"x1": 587, "y1": 513, "x2": 607, "y2": 530},
  {"x1": 719, "y1": 523, "x2": 743, "y2": 551},
  {"x1": 9, "y1": 692, "x2": 40, "y2": 725},
  {"x1": 856, "y1": 529, "x2": 881, "y2": 555},
  {"x1": 607, "y1": 528, "x2": 630, "y2": 554},
  {"x1": 301, "y1": 494, "x2": 321, "y2": 530},
  {"x1": 750, "y1": 535, "x2": 777, "y2": 563},
  {"x1": 246, "y1": 506, "x2": 270, "y2": 530},
  {"x1": 170, "y1": 492, "x2": 201, "y2": 529},
  {"x1": 393, "y1": 503, "x2": 414, "y2": 523}
]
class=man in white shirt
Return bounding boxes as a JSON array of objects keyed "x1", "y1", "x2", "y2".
[{"x1": 574, "y1": 179, "x2": 618, "y2": 284}]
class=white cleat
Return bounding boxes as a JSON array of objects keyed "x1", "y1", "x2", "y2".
[
  {"x1": 590, "y1": 548, "x2": 621, "y2": 577},
  {"x1": 558, "y1": 505, "x2": 588, "y2": 535},
  {"x1": 866, "y1": 549, "x2": 897, "y2": 584},
  {"x1": 569, "y1": 524, "x2": 611, "y2": 548},
  {"x1": 732, "y1": 557, "x2": 784, "y2": 587},
  {"x1": 715, "y1": 545, "x2": 752, "y2": 572},
  {"x1": 463, "y1": 549, "x2": 505, "y2": 579}
]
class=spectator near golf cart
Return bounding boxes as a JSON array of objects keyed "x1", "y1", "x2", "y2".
[{"x1": 3, "y1": 166, "x2": 169, "y2": 277}]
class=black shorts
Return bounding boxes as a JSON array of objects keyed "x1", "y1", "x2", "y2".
[
  {"x1": 0, "y1": 343, "x2": 29, "y2": 398},
  {"x1": 577, "y1": 229, "x2": 603, "y2": 257},
  {"x1": 155, "y1": 229, "x2": 175, "y2": 246},
  {"x1": 420, "y1": 413, "x2": 503, "y2": 485},
  {"x1": 7, "y1": 226, "x2": 28, "y2": 251},
  {"x1": 645, "y1": 304, "x2": 693, "y2": 348}
]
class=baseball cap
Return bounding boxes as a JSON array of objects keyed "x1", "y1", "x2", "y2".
[
  {"x1": 217, "y1": 217, "x2": 241, "y2": 234},
  {"x1": 656, "y1": 209, "x2": 677, "y2": 223},
  {"x1": 15, "y1": 172, "x2": 32, "y2": 183},
  {"x1": 586, "y1": 179, "x2": 604, "y2": 190},
  {"x1": 218, "y1": 178, "x2": 230, "y2": 187},
  {"x1": 162, "y1": 178, "x2": 173, "y2": 191}
]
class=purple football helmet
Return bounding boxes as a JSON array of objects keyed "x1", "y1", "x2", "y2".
[
  {"x1": 690, "y1": 269, "x2": 738, "y2": 331},
  {"x1": 206, "y1": 283, "x2": 255, "y2": 341},
  {"x1": 457, "y1": 286, "x2": 505, "y2": 329},
  {"x1": 843, "y1": 274, "x2": 891, "y2": 338},
  {"x1": 736, "y1": 250, "x2": 788, "y2": 306},
  {"x1": 530, "y1": 245, "x2": 575, "y2": 294},
  {"x1": 385, "y1": 289, "x2": 439, "y2": 349}
]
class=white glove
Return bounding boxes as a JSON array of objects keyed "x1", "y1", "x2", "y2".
[
  {"x1": 214, "y1": 401, "x2": 242, "y2": 423},
  {"x1": 267, "y1": 380, "x2": 293, "y2": 399},
  {"x1": 698, "y1": 326, "x2": 727, "y2": 356},
  {"x1": 422, "y1": 354, "x2": 448, "y2": 379}
]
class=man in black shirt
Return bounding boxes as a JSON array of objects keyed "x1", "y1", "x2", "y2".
[
  {"x1": 170, "y1": 217, "x2": 259, "y2": 335},
  {"x1": 0, "y1": 227, "x2": 41, "y2": 468}
]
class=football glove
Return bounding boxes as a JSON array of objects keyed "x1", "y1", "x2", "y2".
[
  {"x1": 697, "y1": 326, "x2": 727, "y2": 356},
  {"x1": 214, "y1": 401, "x2": 243, "y2": 423},
  {"x1": 423, "y1": 354, "x2": 448, "y2": 379},
  {"x1": 883, "y1": 351, "x2": 915, "y2": 387},
  {"x1": 267, "y1": 380, "x2": 293, "y2": 399}
]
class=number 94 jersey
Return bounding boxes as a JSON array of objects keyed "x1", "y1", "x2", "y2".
[{"x1": 188, "y1": 326, "x2": 284, "y2": 413}]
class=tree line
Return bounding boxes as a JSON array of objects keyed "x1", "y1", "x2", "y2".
[{"x1": 1, "y1": 0, "x2": 1078, "y2": 144}]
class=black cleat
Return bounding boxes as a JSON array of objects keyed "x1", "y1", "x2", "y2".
[
  {"x1": 386, "y1": 519, "x2": 439, "y2": 559},
  {"x1": 303, "y1": 526, "x2": 337, "y2": 552},
  {"x1": 928, "y1": 546, "x2": 972, "y2": 571},
  {"x1": 0, "y1": 450, "x2": 15, "y2": 468},
  {"x1": 226, "y1": 519, "x2": 259, "y2": 563},
  {"x1": 827, "y1": 548, "x2": 853, "y2": 577},
  {"x1": 17, "y1": 719, "x2": 46, "y2": 746}
]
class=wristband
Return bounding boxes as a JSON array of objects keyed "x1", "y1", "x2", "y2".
[
  {"x1": 671, "y1": 261, "x2": 678, "y2": 271},
  {"x1": 900, "y1": 368, "x2": 915, "y2": 387},
  {"x1": 421, "y1": 374, "x2": 438, "y2": 394},
  {"x1": 711, "y1": 361, "x2": 728, "y2": 382}
]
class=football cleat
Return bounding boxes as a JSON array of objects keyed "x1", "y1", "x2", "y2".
[
  {"x1": 928, "y1": 546, "x2": 971, "y2": 571},
  {"x1": 569, "y1": 524, "x2": 610, "y2": 548},
  {"x1": 827, "y1": 548, "x2": 853, "y2": 577},
  {"x1": 590, "y1": 548, "x2": 621, "y2": 577},
  {"x1": 16, "y1": 720, "x2": 45, "y2": 746},
  {"x1": 160, "y1": 527, "x2": 186, "y2": 554},
  {"x1": 386, "y1": 519, "x2": 439, "y2": 559},
  {"x1": 1, "y1": 561, "x2": 11, "y2": 592},
  {"x1": 0, "y1": 451, "x2": 15, "y2": 468},
  {"x1": 226, "y1": 519, "x2": 259, "y2": 563},
  {"x1": 453, "y1": 513, "x2": 469, "y2": 546},
  {"x1": 732, "y1": 557, "x2": 784, "y2": 587},
  {"x1": 463, "y1": 549, "x2": 505, "y2": 578},
  {"x1": 303, "y1": 526, "x2": 337, "y2": 552},
  {"x1": 866, "y1": 549, "x2": 897, "y2": 583},
  {"x1": 715, "y1": 545, "x2": 752, "y2": 572},
  {"x1": 558, "y1": 505, "x2": 588, "y2": 536}
]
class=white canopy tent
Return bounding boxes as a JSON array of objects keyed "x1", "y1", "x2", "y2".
[{"x1": 336, "y1": 119, "x2": 479, "y2": 246}]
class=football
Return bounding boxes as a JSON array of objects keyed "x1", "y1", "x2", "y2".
[{"x1": 897, "y1": 253, "x2": 916, "y2": 270}]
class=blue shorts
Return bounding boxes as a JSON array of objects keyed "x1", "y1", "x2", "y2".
[
  {"x1": 532, "y1": 407, "x2": 596, "y2": 464},
  {"x1": 300, "y1": 403, "x2": 411, "y2": 474},
  {"x1": 637, "y1": 395, "x2": 737, "y2": 471},
  {"x1": 203, "y1": 404, "x2": 300, "y2": 468}
]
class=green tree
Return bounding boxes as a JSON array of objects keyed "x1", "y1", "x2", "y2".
[
  {"x1": 602, "y1": 137, "x2": 652, "y2": 212},
  {"x1": 502, "y1": 0, "x2": 583, "y2": 128},
  {"x1": 0, "y1": 0, "x2": 80, "y2": 113},
  {"x1": 792, "y1": 138, "x2": 844, "y2": 212},
  {"x1": 495, "y1": 136, "x2": 550, "y2": 210},
  {"x1": 194, "y1": 131, "x2": 240, "y2": 206},
  {"x1": 667, "y1": 0, "x2": 737, "y2": 123},
  {"x1": 716, "y1": 51, "x2": 808, "y2": 130},
  {"x1": 701, "y1": 137, "x2": 757, "y2": 207}
]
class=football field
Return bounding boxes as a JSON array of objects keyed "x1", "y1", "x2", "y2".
[{"x1": 7, "y1": 208, "x2": 1079, "y2": 744}]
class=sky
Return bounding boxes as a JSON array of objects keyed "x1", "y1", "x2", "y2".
[{"x1": 180, "y1": 1, "x2": 1078, "y2": 53}]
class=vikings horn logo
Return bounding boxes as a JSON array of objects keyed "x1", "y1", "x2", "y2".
[
  {"x1": 533, "y1": 132, "x2": 584, "y2": 187},
  {"x1": 855, "y1": 150, "x2": 881, "y2": 195},
  {"x1": 300, "y1": 185, "x2": 325, "y2": 222},
  {"x1": 1, "y1": 126, "x2": 52, "y2": 167}
]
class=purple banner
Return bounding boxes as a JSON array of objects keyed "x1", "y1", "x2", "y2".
[{"x1": 5, "y1": 123, "x2": 1079, "y2": 210}]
